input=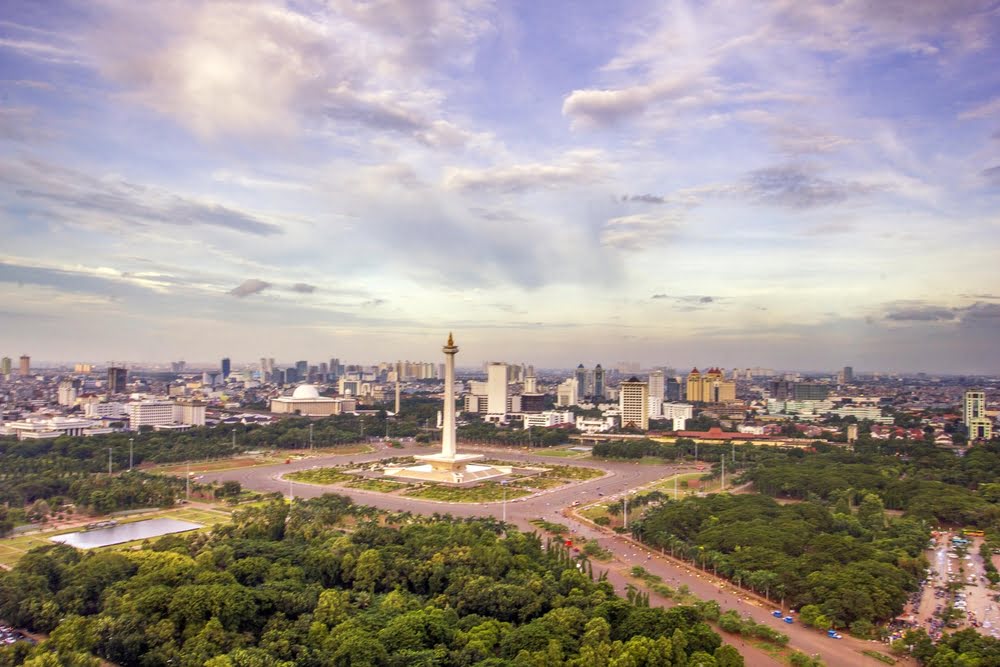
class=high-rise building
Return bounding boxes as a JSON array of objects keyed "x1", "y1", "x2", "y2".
[
  {"x1": 837, "y1": 366, "x2": 854, "y2": 385},
  {"x1": 964, "y1": 390, "x2": 993, "y2": 441},
  {"x1": 575, "y1": 364, "x2": 589, "y2": 398},
  {"x1": 792, "y1": 383, "x2": 829, "y2": 401},
  {"x1": 221, "y1": 358, "x2": 231, "y2": 379},
  {"x1": 619, "y1": 377, "x2": 649, "y2": 430},
  {"x1": 57, "y1": 379, "x2": 80, "y2": 406},
  {"x1": 295, "y1": 360, "x2": 308, "y2": 378},
  {"x1": 19, "y1": 355, "x2": 30, "y2": 376},
  {"x1": 0, "y1": 357, "x2": 10, "y2": 377},
  {"x1": 108, "y1": 366, "x2": 128, "y2": 394},
  {"x1": 666, "y1": 377, "x2": 682, "y2": 401},
  {"x1": 520, "y1": 393, "x2": 546, "y2": 413},
  {"x1": 648, "y1": 370, "x2": 665, "y2": 402},
  {"x1": 593, "y1": 364, "x2": 605, "y2": 399},
  {"x1": 685, "y1": 368, "x2": 735, "y2": 403},
  {"x1": 556, "y1": 378, "x2": 578, "y2": 407},
  {"x1": 524, "y1": 366, "x2": 538, "y2": 393},
  {"x1": 486, "y1": 362, "x2": 509, "y2": 415}
]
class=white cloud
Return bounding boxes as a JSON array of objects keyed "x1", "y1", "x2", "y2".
[
  {"x1": 959, "y1": 96, "x2": 1000, "y2": 120},
  {"x1": 444, "y1": 150, "x2": 611, "y2": 193},
  {"x1": 85, "y1": 0, "x2": 494, "y2": 140}
]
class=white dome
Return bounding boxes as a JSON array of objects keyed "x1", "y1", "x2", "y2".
[{"x1": 292, "y1": 384, "x2": 320, "y2": 400}]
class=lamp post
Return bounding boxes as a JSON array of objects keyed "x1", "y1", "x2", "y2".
[
  {"x1": 309, "y1": 423, "x2": 314, "y2": 452},
  {"x1": 501, "y1": 480, "x2": 508, "y2": 524},
  {"x1": 108, "y1": 447, "x2": 113, "y2": 476},
  {"x1": 623, "y1": 492, "x2": 629, "y2": 530},
  {"x1": 128, "y1": 438, "x2": 133, "y2": 471}
]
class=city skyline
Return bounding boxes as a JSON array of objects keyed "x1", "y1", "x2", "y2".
[{"x1": 2, "y1": 1, "x2": 1000, "y2": 372}]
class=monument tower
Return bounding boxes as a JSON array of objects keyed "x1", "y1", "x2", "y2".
[{"x1": 384, "y1": 333, "x2": 510, "y2": 483}]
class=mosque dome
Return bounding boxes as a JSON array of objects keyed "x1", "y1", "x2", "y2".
[{"x1": 292, "y1": 384, "x2": 321, "y2": 400}]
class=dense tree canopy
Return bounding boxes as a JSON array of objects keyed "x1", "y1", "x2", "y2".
[
  {"x1": 0, "y1": 494, "x2": 741, "y2": 667},
  {"x1": 634, "y1": 494, "x2": 928, "y2": 630}
]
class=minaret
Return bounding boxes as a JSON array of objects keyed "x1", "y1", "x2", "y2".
[
  {"x1": 441, "y1": 332, "x2": 458, "y2": 458},
  {"x1": 394, "y1": 362, "x2": 402, "y2": 415}
]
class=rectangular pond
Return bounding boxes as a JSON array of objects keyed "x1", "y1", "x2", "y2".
[{"x1": 50, "y1": 518, "x2": 203, "y2": 549}]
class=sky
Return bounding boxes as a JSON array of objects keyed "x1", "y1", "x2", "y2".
[{"x1": 1, "y1": 0, "x2": 999, "y2": 373}]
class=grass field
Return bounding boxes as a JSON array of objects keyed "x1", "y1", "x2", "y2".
[
  {"x1": 150, "y1": 445, "x2": 373, "y2": 475},
  {"x1": 538, "y1": 464, "x2": 604, "y2": 481},
  {"x1": 285, "y1": 468, "x2": 354, "y2": 485},
  {"x1": 533, "y1": 447, "x2": 591, "y2": 459},
  {"x1": 0, "y1": 505, "x2": 231, "y2": 567},
  {"x1": 344, "y1": 478, "x2": 412, "y2": 493},
  {"x1": 638, "y1": 472, "x2": 717, "y2": 500},
  {"x1": 403, "y1": 483, "x2": 531, "y2": 503}
]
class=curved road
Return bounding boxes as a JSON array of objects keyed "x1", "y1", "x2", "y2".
[{"x1": 199, "y1": 443, "x2": 902, "y2": 667}]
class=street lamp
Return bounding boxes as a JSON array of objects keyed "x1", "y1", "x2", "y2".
[
  {"x1": 108, "y1": 447, "x2": 113, "y2": 476},
  {"x1": 501, "y1": 480, "x2": 508, "y2": 524},
  {"x1": 128, "y1": 438, "x2": 133, "y2": 471}
]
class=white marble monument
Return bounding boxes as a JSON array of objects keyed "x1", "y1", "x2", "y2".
[{"x1": 384, "y1": 333, "x2": 510, "y2": 484}]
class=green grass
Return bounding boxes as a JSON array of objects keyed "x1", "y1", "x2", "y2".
[
  {"x1": 533, "y1": 447, "x2": 590, "y2": 459},
  {"x1": 403, "y1": 482, "x2": 531, "y2": 503},
  {"x1": 538, "y1": 464, "x2": 604, "y2": 481},
  {"x1": 861, "y1": 650, "x2": 895, "y2": 665},
  {"x1": 285, "y1": 468, "x2": 353, "y2": 485},
  {"x1": 344, "y1": 478, "x2": 411, "y2": 493}
]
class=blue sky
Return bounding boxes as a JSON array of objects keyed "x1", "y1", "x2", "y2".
[{"x1": 1, "y1": 0, "x2": 999, "y2": 372}]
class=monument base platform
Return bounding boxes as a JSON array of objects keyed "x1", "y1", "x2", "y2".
[{"x1": 384, "y1": 453, "x2": 511, "y2": 485}]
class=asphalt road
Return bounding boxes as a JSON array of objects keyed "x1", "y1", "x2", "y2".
[{"x1": 199, "y1": 443, "x2": 903, "y2": 667}]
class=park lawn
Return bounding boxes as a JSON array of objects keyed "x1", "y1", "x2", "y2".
[
  {"x1": 150, "y1": 444, "x2": 374, "y2": 475},
  {"x1": 0, "y1": 505, "x2": 232, "y2": 567},
  {"x1": 538, "y1": 464, "x2": 604, "y2": 481},
  {"x1": 403, "y1": 483, "x2": 531, "y2": 503},
  {"x1": 580, "y1": 504, "x2": 613, "y2": 521},
  {"x1": 639, "y1": 472, "x2": 709, "y2": 499},
  {"x1": 285, "y1": 468, "x2": 354, "y2": 485},
  {"x1": 151, "y1": 457, "x2": 272, "y2": 475},
  {"x1": 533, "y1": 447, "x2": 590, "y2": 459},
  {"x1": 344, "y1": 478, "x2": 412, "y2": 493}
]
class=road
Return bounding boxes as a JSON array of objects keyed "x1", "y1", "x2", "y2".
[{"x1": 199, "y1": 443, "x2": 902, "y2": 667}]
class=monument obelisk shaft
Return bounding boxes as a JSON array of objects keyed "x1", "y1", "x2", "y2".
[{"x1": 442, "y1": 332, "x2": 458, "y2": 458}]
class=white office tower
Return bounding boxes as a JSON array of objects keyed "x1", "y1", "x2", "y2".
[
  {"x1": 486, "y1": 362, "x2": 509, "y2": 415},
  {"x1": 57, "y1": 381, "x2": 78, "y2": 406},
  {"x1": 673, "y1": 416, "x2": 687, "y2": 431},
  {"x1": 556, "y1": 378, "x2": 578, "y2": 407},
  {"x1": 648, "y1": 396, "x2": 663, "y2": 418},
  {"x1": 618, "y1": 378, "x2": 649, "y2": 430},
  {"x1": 524, "y1": 366, "x2": 538, "y2": 393},
  {"x1": 648, "y1": 370, "x2": 665, "y2": 401}
]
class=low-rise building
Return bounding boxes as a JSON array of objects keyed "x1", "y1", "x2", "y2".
[{"x1": 522, "y1": 411, "x2": 574, "y2": 429}]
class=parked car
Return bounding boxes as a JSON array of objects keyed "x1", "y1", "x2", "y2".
[
  {"x1": 772, "y1": 610, "x2": 783, "y2": 617},
  {"x1": 827, "y1": 630, "x2": 842, "y2": 639}
]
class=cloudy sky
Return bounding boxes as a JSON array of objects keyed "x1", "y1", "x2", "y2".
[{"x1": 2, "y1": 0, "x2": 999, "y2": 372}]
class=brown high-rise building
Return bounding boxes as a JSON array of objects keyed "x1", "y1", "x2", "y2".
[
  {"x1": 685, "y1": 367, "x2": 736, "y2": 403},
  {"x1": 19, "y1": 355, "x2": 30, "y2": 376},
  {"x1": 108, "y1": 366, "x2": 128, "y2": 394}
]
